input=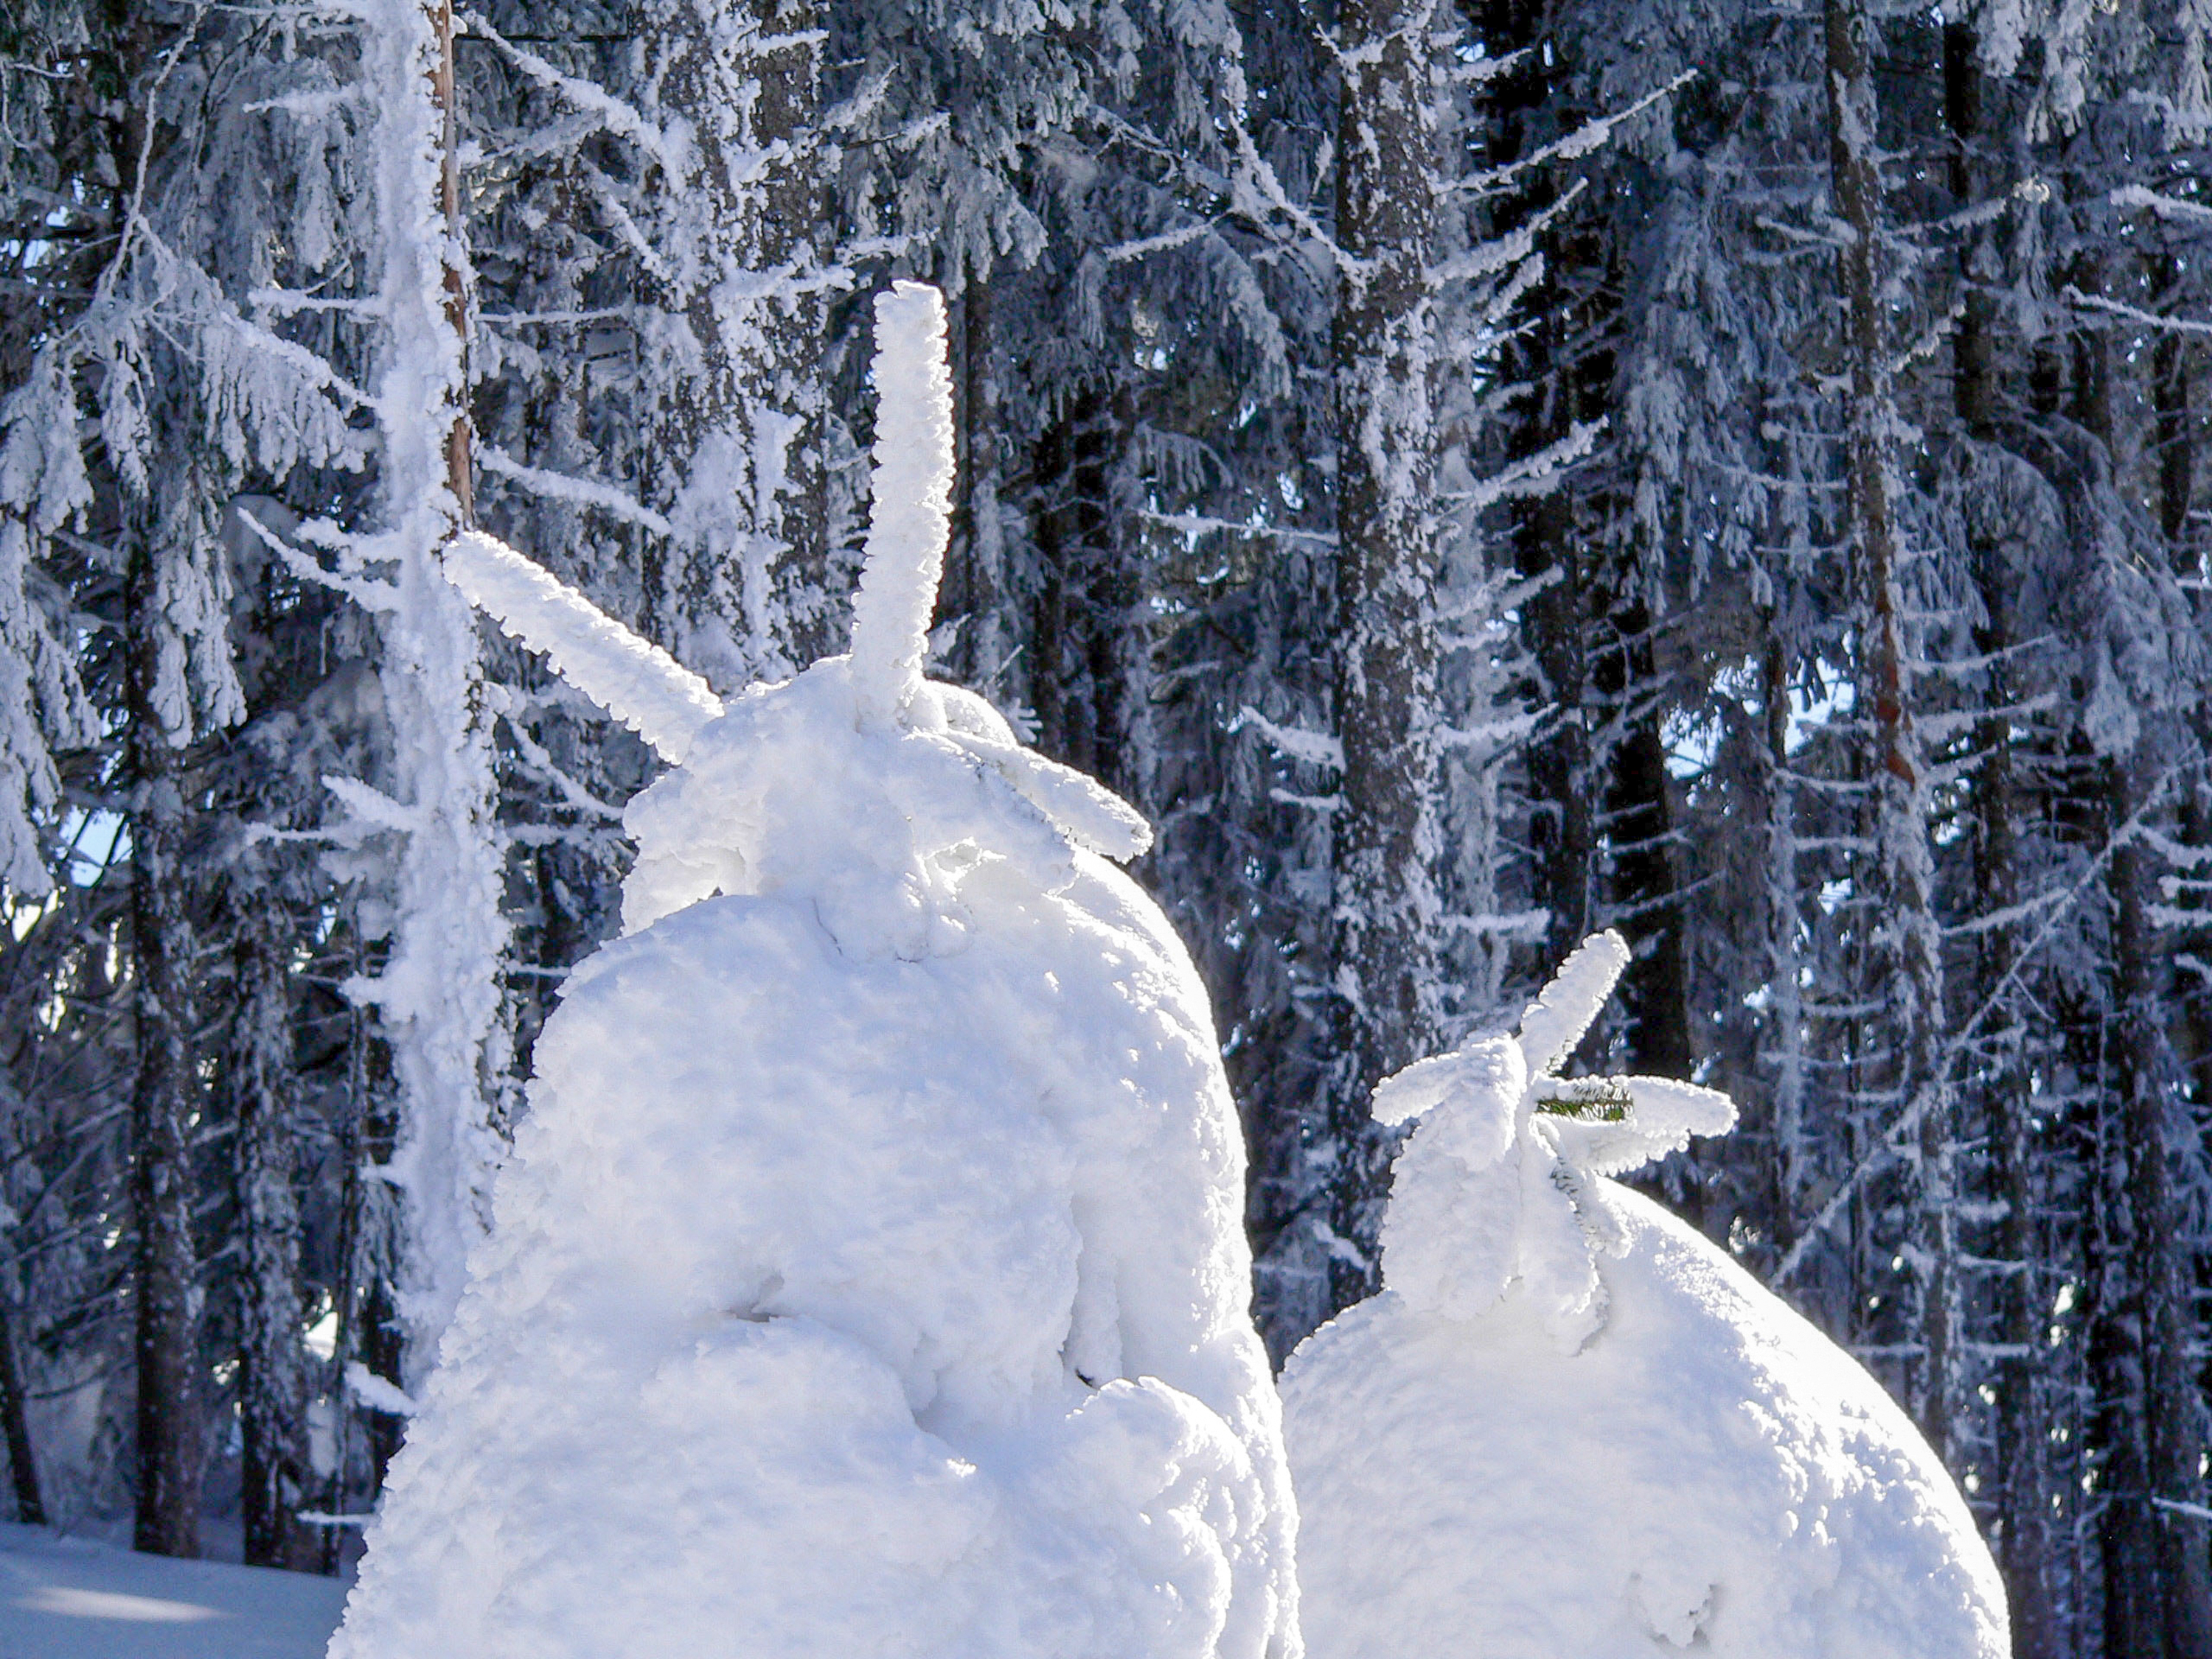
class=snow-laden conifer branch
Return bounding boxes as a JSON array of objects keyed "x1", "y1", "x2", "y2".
[
  {"x1": 1444, "y1": 71, "x2": 1696, "y2": 199},
  {"x1": 442, "y1": 531, "x2": 724, "y2": 764},
  {"x1": 2112, "y1": 184, "x2": 2212, "y2": 223},
  {"x1": 2062, "y1": 285, "x2": 2212, "y2": 338},
  {"x1": 849, "y1": 282, "x2": 955, "y2": 729},
  {"x1": 456, "y1": 10, "x2": 673, "y2": 168},
  {"x1": 474, "y1": 445, "x2": 675, "y2": 537},
  {"x1": 1773, "y1": 767, "x2": 2196, "y2": 1284},
  {"x1": 1231, "y1": 705, "x2": 1346, "y2": 770}
]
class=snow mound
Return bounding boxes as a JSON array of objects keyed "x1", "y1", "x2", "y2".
[
  {"x1": 1281, "y1": 931, "x2": 2006, "y2": 1659},
  {"x1": 330, "y1": 284, "x2": 1295, "y2": 1659}
]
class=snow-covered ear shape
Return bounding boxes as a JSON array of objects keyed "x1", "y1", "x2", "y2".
[
  {"x1": 439, "y1": 280, "x2": 1151, "y2": 863},
  {"x1": 442, "y1": 531, "x2": 726, "y2": 764},
  {"x1": 1517, "y1": 930, "x2": 1630, "y2": 1079},
  {"x1": 1517, "y1": 930, "x2": 1738, "y2": 1177},
  {"x1": 849, "y1": 282, "x2": 1152, "y2": 861},
  {"x1": 848, "y1": 282, "x2": 956, "y2": 732},
  {"x1": 1371, "y1": 930, "x2": 1739, "y2": 1346}
]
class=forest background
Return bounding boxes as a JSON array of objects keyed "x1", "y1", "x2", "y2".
[{"x1": 0, "y1": 0, "x2": 2207, "y2": 1655}]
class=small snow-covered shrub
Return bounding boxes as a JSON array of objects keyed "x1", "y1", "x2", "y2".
[
  {"x1": 1282, "y1": 931, "x2": 2008, "y2": 1659},
  {"x1": 327, "y1": 285, "x2": 1298, "y2": 1659}
]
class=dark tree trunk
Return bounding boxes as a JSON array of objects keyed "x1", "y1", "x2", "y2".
[
  {"x1": 1026, "y1": 380, "x2": 1144, "y2": 802},
  {"x1": 229, "y1": 888, "x2": 310, "y2": 1570},
  {"x1": 2097, "y1": 752, "x2": 2212, "y2": 1659},
  {"x1": 0, "y1": 1299, "x2": 44, "y2": 1526},
  {"x1": 1327, "y1": 0, "x2": 1444, "y2": 1312},
  {"x1": 126, "y1": 535, "x2": 204, "y2": 1560},
  {"x1": 1473, "y1": 0, "x2": 1598, "y2": 975},
  {"x1": 1596, "y1": 604, "x2": 1692, "y2": 1082},
  {"x1": 636, "y1": 0, "x2": 825, "y2": 670},
  {"x1": 1946, "y1": 27, "x2": 2055, "y2": 1650},
  {"x1": 939, "y1": 262, "x2": 1004, "y2": 689},
  {"x1": 1823, "y1": 0, "x2": 1956, "y2": 1466}
]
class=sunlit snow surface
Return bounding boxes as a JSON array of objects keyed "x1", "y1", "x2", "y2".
[
  {"x1": 0, "y1": 1525, "x2": 344, "y2": 1658},
  {"x1": 325, "y1": 664, "x2": 1298, "y2": 1659}
]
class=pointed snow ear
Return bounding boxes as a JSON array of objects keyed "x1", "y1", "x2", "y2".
[
  {"x1": 441, "y1": 531, "x2": 725, "y2": 764},
  {"x1": 939, "y1": 726, "x2": 1153, "y2": 862},
  {"x1": 1515, "y1": 930, "x2": 1631, "y2": 1077},
  {"x1": 1374, "y1": 1053, "x2": 1467, "y2": 1126},
  {"x1": 1545, "y1": 1076, "x2": 1739, "y2": 1179},
  {"x1": 1623, "y1": 1077, "x2": 1737, "y2": 1143},
  {"x1": 849, "y1": 282, "x2": 956, "y2": 730},
  {"x1": 1374, "y1": 1040, "x2": 1523, "y2": 1168}
]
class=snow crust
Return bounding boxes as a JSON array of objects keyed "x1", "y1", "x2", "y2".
[
  {"x1": 1282, "y1": 931, "x2": 2006, "y2": 1659},
  {"x1": 331, "y1": 284, "x2": 1293, "y2": 1659}
]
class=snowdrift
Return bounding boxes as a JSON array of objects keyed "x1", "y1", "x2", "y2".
[
  {"x1": 326, "y1": 284, "x2": 1298, "y2": 1659},
  {"x1": 1282, "y1": 932, "x2": 2008, "y2": 1659}
]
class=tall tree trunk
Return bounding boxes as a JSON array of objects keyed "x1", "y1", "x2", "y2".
[
  {"x1": 1027, "y1": 380, "x2": 1145, "y2": 803},
  {"x1": 637, "y1": 0, "x2": 826, "y2": 681},
  {"x1": 1474, "y1": 0, "x2": 1596, "y2": 974},
  {"x1": 2098, "y1": 749, "x2": 2212, "y2": 1659},
  {"x1": 1329, "y1": 0, "x2": 1444, "y2": 1311},
  {"x1": 940, "y1": 263, "x2": 1006, "y2": 692},
  {"x1": 354, "y1": 0, "x2": 511, "y2": 1382},
  {"x1": 126, "y1": 533, "x2": 204, "y2": 1559},
  {"x1": 0, "y1": 1298, "x2": 44, "y2": 1526},
  {"x1": 1823, "y1": 0, "x2": 1957, "y2": 1465},
  {"x1": 1597, "y1": 604, "x2": 1692, "y2": 1082},
  {"x1": 1946, "y1": 24, "x2": 2054, "y2": 1649},
  {"x1": 1759, "y1": 622, "x2": 1806, "y2": 1264},
  {"x1": 229, "y1": 886, "x2": 309, "y2": 1570}
]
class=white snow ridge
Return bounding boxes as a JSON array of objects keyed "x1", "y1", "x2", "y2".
[
  {"x1": 325, "y1": 282, "x2": 1298, "y2": 1659},
  {"x1": 1281, "y1": 930, "x2": 2009, "y2": 1659}
]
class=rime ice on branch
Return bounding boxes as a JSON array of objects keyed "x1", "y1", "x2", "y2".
[
  {"x1": 329, "y1": 284, "x2": 1297, "y2": 1659},
  {"x1": 1282, "y1": 931, "x2": 2007, "y2": 1659}
]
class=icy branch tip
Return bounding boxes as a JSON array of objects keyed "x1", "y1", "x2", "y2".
[
  {"x1": 850, "y1": 281, "x2": 956, "y2": 728},
  {"x1": 1516, "y1": 929, "x2": 1631, "y2": 1077},
  {"x1": 441, "y1": 530, "x2": 726, "y2": 765}
]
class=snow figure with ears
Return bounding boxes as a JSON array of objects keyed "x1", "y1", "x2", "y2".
[
  {"x1": 1281, "y1": 931, "x2": 2007, "y2": 1659},
  {"x1": 325, "y1": 284, "x2": 1300, "y2": 1659}
]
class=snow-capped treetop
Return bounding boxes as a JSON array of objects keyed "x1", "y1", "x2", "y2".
[
  {"x1": 438, "y1": 280, "x2": 1149, "y2": 955},
  {"x1": 1371, "y1": 928, "x2": 1736, "y2": 1349},
  {"x1": 1283, "y1": 928, "x2": 2007, "y2": 1659},
  {"x1": 340, "y1": 300, "x2": 1295, "y2": 1659}
]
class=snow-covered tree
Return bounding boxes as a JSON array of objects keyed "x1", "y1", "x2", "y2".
[
  {"x1": 332, "y1": 282, "x2": 1299, "y2": 1659},
  {"x1": 1284, "y1": 932, "x2": 2007, "y2": 1659}
]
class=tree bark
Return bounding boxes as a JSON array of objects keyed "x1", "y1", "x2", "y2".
[
  {"x1": 637, "y1": 0, "x2": 826, "y2": 679},
  {"x1": 1944, "y1": 27, "x2": 2054, "y2": 1649},
  {"x1": 1823, "y1": 0, "x2": 1957, "y2": 1465},
  {"x1": 2098, "y1": 751, "x2": 2212, "y2": 1659},
  {"x1": 1026, "y1": 380, "x2": 1144, "y2": 803},
  {"x1": 0, "y1": 1298, "x2": 44, "y2": 1526},
  {"x1": 229, "y1": 887, "x2": 310, "y2": 1570},
  {"x1": 1329, "y1": 0, "x2": 1444, "y2": 1310},
  {"x1": 126, "y1": 533, "x2": 204, "y2": 1559}
]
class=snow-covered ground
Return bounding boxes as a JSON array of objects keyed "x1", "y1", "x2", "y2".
[{"x1": 0, "y1": 1524, "x2": 346, "y2": 1658}]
